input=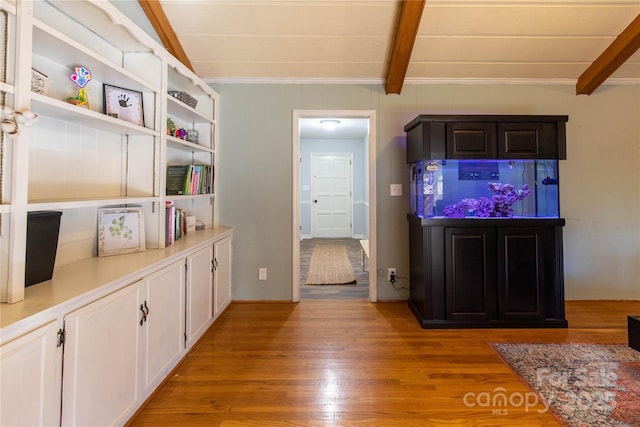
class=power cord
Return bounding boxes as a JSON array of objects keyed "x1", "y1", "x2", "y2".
[{"x1": 390, "y1": 272, "x2": 409, "y2": 291}]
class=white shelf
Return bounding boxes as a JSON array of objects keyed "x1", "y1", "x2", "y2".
[
  {"x1": 31, "y1": 93, "x2": 158, "y2": 137},
  {"x1": 165, "y1": 194, "x2": 214, "y2": 202},
  {"x1": 32, "y1": 21, "x2": 159, "y2": 94},
  {"x1": 167, "y1": 96, "x2": 213, "y2": 124},
  {"x1": 44, "y1": 0, "x2": 156, "y2": 56},
  {"x1": 0, "y1": 82, "x2": 14, "y2": 95},
  {"x1": 27, "y1": 196, "x2": 160, "y2": 212},
  {"x1": 167, "y1": 135, "x2": 214, "y2": 153},
  {"x1": 167, "y1": 64, "x2": 218, "y2": 100}
]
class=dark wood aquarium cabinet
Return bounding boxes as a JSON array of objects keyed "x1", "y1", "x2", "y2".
[
  {"x1": 407, "y1": 216, "x2": 567, "y2": 328},
  {"x1": 630, "y1": 316, "x2": 640, "y2": 351},
  {"x1": 405, "y1": 115, "x2": 569, "y2": 328}
]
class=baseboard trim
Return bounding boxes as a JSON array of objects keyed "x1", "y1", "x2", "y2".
[{"x1": 231, "y1": 300, "x2": 297, "y2": 304}]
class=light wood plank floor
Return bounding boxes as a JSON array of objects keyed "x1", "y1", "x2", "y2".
[
  {"x1": 128, "y1": 300, "x2": 639, "y2": 426},
  {"x1": 300, "y1": 238, "x2": 370, "y2": 300}
]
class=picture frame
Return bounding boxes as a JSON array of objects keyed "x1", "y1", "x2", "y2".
[
  {"x1": 187, "y1": 129, "x2": 199, "y2": 144},
  {"x1": 31, "y1": 68, "x2": 48, "y2": 95},
  {"x1": 97, "y1": 207, "x2": 146, "y2": 257},
  {"x1": 103, "y1": 84, "x2": 144, "y2": 126}
]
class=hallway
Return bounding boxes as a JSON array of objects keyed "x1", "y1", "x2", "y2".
[{"x1": 300, "y1": 238, "x2": 369, "y2": 299}]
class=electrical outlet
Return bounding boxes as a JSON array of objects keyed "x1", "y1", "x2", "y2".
[
  {"x1": 388, "y1": 268, "x2": 396, "y2": 281},
  {"x1": 258, "y1": 268, "x2": 267, "y2": 281}
]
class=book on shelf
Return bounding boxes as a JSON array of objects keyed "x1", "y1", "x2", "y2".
[
  {"x1": 165, "y1": 201, "x2": 174, "y2": 246},
  {"x1": 166, "y1": 165, "x2": 189, "y2": 195},
  {"x1": 166, "y1": 164, "x2": 214, "y2": 196},
  {"x1": 165, "y1": 201, "x2": 189, "y2": 247}
]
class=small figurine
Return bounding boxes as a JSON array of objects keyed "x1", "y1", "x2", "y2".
[
  {"x1": 167, "y1": 118, "x2": 176, "y2": 136},
  {"x1": 66, "y1": 88, "x2": 89, "y2": 108}
]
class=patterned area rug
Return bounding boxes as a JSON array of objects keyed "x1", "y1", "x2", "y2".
[
  {"x1": 491, "y1": 343, "x2": 640, "y2": 427},
  {"x1": 305, "y1": 244, "x2": 356, "y2": 285}
]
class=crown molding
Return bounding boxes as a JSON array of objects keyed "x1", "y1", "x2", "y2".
[
  {"x1": 203, "y1": 77, "x2": 385, "y2": 85},
  {"x1": 203, "y1": 76, "x2": 640, "y2": 86}
]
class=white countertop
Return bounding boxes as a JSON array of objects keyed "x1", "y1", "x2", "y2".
[{"x1": 1, "y1": 227, "x2": 233, "y2": 334}]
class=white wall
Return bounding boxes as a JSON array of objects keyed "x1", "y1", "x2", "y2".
[{"x1": 214, "y1": 82, "x2": 640, "y2": 301}]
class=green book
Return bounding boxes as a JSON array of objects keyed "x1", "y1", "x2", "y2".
[{"x1": 166, "y1": 165, "x2": 189, "y2": 195}]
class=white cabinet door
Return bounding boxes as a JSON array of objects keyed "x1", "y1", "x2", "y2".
[
  {"x1": 140, "y1": 260, "x2": 186, "y2": 396},
  {"x1": 186, "y1": 245, "x2": 213, "y2": 347},
  {"x1": 1, "y1": 319, "x2": 63, "y2": 427},
  {"x1": 62, "y1": 283, "x2": 143, "y2": 427},
  {"x1": 214, "y1": 236, "x2": 233, "y2": 317}
]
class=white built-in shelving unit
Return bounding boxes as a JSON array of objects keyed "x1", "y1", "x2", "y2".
[
  {"x1": 1, "y1": 2, "x2": 232, "y2": 425},
  {"x1": 0, "y1": 0, "x2": 220, "y2": 303}
]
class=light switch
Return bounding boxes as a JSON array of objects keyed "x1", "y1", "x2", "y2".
[{"x1": 390, "y1": 184, "x2": 402, "y2": 196}]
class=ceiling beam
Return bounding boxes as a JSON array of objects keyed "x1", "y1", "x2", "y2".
[
  {"x1": 385, "y1": 0, "x2": 426, "y2": 95},
  {"x1": 138, "y1": 0, "x2": 194, "y2": 72},
  {"x1": 576, "y1": 13, "x2": 640, "y2": 95}
]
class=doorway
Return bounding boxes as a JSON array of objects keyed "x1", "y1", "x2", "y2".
[{"x1": 292, "y1": 110, "x2": 377, "y2": 302}]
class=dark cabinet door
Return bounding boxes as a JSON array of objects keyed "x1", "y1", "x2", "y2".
[
  {"x1": 409, "y1": 221, "x2": 446, "y2": 322},
  {"x1": 498, "y1": 122, "x2": 558, "y2": 159},
  {"x1": 497, "y1": 227, "x2": 545, "y2": 320},
  {"x1": 445, "y1": 228, "x2": 497, "y2": 321},
  {"x1": 446, "y1": 123, "x2": 497, "y2": 159},
  {"x1": 406, "y1": 121, "x2": 446, "y2": 163},
  {"x1": 408, "y1": 220, "x2": 427, "y2": 319}
]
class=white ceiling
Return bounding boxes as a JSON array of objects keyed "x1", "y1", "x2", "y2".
[
  {"x1": 158, "y1": 0, "x2": 640, "y2": 86},
  {"x1": 300, "y1": 118, "x2": 369, "y2": 139}
]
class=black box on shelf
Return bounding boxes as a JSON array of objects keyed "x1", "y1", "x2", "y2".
[
  {"x1": 168, "y1": 91, "x2": 197, "y2": 108},
  {"x1": 629, "y1": 316, "x2": 640, "y2": 352},
  {"x1": 25, "y1": 211, "x2": 62, "y2": 287}
]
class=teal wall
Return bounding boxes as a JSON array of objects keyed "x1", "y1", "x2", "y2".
[{"x1": 212, "y1": 83, "x2": 640, "y2": 301}]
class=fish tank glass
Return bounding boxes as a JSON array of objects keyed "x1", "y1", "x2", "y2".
[{"x1": 410, "y1": 159, "x2": 559, "y2": 218}]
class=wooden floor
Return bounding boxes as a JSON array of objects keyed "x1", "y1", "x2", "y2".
[
  {"x1": 128, "y1": 300, "x2": 639, "y2": 426},
  {"x1": 300, "y1": 238, "x2": 370, "y2": 300}
]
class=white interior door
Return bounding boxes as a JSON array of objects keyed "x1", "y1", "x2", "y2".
[{"x1": 311, "y1": 153, "x2": 352, "y2": 238}]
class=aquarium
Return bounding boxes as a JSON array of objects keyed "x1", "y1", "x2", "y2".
[{"x1": 410, "y1": 159, "x2": 559, "y2": 218}]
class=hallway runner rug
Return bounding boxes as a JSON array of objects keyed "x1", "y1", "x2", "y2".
[
  {"x1": 490, "y1": 342, "x2": 640, "y2": 427},
  {"x1": 305, "y1": 244, "x2": 356, "y2": 285}
]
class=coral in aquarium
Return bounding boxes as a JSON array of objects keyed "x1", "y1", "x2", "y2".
[{"x1": 443, "y1": 183, "x2": 531, "y2": 218}]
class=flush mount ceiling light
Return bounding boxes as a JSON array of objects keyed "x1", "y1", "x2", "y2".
[{"x1": 320, "y1": 119, "x2": 340, "y2": 130}]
